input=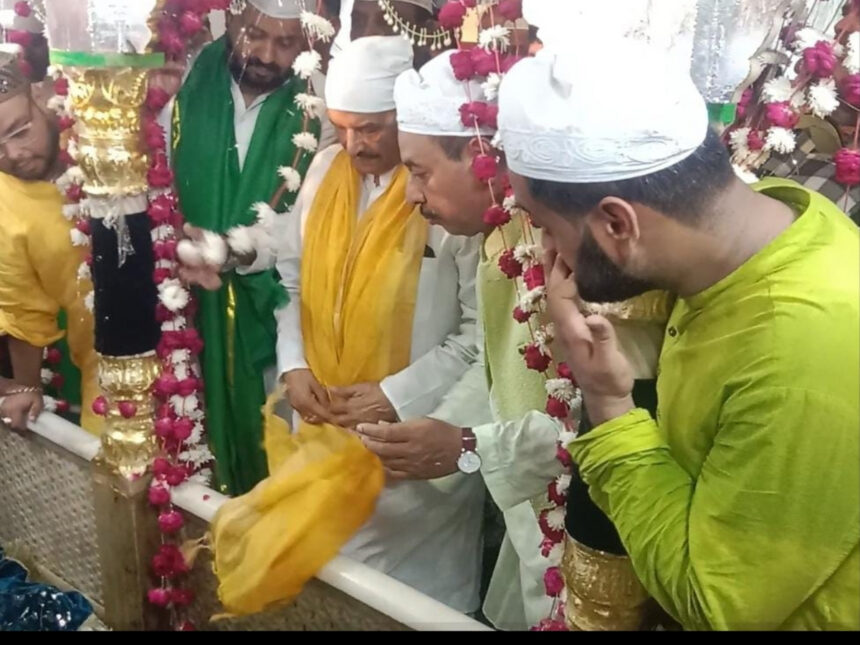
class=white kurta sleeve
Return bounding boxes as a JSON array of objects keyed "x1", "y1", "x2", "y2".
[
  {"x1": 379, "y1": 236, "x2": 481, "y2": 420},
  {"x1": 274, "y1": 145, "x2": 341, "y2": 377},
  {"x1": 472, "y1": 411, "x2": 565, "y2": 512},
  {"x1": 274, "y1": 205, "x2": 307, "y2": 377}
]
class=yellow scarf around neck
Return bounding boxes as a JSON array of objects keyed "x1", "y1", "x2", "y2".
[{"x1": 210, "y1": 151, "x2": 428, "y2": 617}]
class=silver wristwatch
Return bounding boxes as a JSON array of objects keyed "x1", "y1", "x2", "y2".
[{"x1": 457, "y1": 428, "x2": 482, "y2": 474}]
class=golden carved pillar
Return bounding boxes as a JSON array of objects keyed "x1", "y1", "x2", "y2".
[{"x1": 43, "y1": 0, "x2": 168, "y2": 629}]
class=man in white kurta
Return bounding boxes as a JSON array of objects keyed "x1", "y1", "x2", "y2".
[{"x1": 272, "y1": 36, "x2": 484, "y2": 614}]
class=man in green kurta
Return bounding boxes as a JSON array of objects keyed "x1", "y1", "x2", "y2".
[
  {"x1": 172, "y1": 0, "x2": 321, "y2": 495},
  {"x1": 500, "y1": 41, "x2": 859, "y2": 630}
]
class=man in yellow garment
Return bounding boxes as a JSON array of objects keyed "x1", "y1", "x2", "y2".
[
  {"x1": 499, "y1": 40, "x2": 859, "y2": 630},
  {"x1": 0, "y1": 50, "x2": 98, "y2": 433}
]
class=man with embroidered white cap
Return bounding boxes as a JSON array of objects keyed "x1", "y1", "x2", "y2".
[
  {"x1": 352, "y1": 49, "x2": 669, "y2": 630},
  {"x1": 498, "y1": 39, "x2": 859, "y2": 630},
  {"x1": 265, "y1": 34, "x2": 484, "y2": 613},
  {"x1": 332, "y1": 0, "x2": 444, "y2": 68},
  {"x1": 171, "y1": 0, "x2": 337, "y2": 496}
]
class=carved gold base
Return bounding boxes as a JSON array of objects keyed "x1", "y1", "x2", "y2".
[
  {"x1": 95, "y1": 352, "x2": 162, "y2": 479},
  {"x1": 562, "y1": 535, "x2": 652, "y2": 631}
]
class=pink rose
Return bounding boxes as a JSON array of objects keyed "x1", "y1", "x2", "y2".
[
  {"x1": 471, "y1": 153, "x2": 498, "y2": 181},
  {"x1": 834, "y1": 147, "x2": 860, "y2": 186},
  {"x1": 802, "y1": 41, "x2": 837, "y2": 78},
  {"x1": 438, "y1": 2, "x2": 467, "y2": 29},
  {"x1": 523, "y1": 264, "x2": 545, "y2": 290},
  {"x1": 544, "y1": 566, "x2": 565, "y2": 597},
  {"x1": 839, "y1": 74, "x2": 860, "y2": 107},
  {"x1": 522, "y1": 344, "x2": 551, "y2": 372},
  {"x1": 498, "y1": 248, "x2": 523, "y2": 277},
  {"x1": 483, "y1": 204, "x2": 511, "y2": 227},
  {"x1": 450, "y1": 49, "x2": 475, "y2": 81},
  {"x1": 547, "y1": 397, "x2": 570, "y2": 420},
  {"x1": 765, "y1": 101, "x2": 799, "y2": 129}
]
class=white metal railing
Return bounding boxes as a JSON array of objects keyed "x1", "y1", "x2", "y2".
[{"x1": 20, "y1": 412, "x2": 491, "y2": 632}]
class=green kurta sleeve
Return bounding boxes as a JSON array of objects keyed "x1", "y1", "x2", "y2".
[{"x1": 569, "y1": 386, "x2": 859, "y2": 630}]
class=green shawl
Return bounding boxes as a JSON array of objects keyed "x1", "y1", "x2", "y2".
[{"x1": 173, "y1": 37, "x2": 319, "y2": 495}]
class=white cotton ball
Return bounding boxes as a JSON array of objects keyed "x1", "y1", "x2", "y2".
[
  {"x1": 200, "y1": 230, "x2": 229, "y2": 267},
  {"x1": 226, "y1": 226, "x2": 256, "y2": 256},
  {"x1": 177, "y1": 239, "x2": 204, "y2": 267}
]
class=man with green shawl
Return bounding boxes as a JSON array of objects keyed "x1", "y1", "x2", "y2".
[{"x1": 172, "y1": 0, "x2": 322, "y2": 495}]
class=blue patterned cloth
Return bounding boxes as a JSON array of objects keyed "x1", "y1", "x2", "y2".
[{"x1": 0, "y1": 546, "x2": 93, "y2": 631}]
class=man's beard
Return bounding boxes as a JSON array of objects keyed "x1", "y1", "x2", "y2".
[
  {"x1": 575, "y1": 227, "x2": 656, "y2": 304},
  {"x1": 12, "y1": 119, "x2": 59, "y2": 181},
  {"x1": 225, "y1": 35, "x2": 292, "y2": 93}
]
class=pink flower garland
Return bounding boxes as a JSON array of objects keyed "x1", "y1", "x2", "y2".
[
  {"x1": 442, "y1": 0, "x2": 573, "y2": 630},
  {"x1": 728, "y1": 0, "x2": 860, "y2": 206}
]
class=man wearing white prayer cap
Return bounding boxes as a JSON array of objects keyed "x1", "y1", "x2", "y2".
[
  {"x1": 332, "y1": 0, "x2": 443, "y2": 68},
  {"x1": 351, "y1": 48, "x2": 668, "y2": 631},
  {"x1": 263, "y1": 35, "x2": 483, "y2": 613},
  {"x1": 499, "y1": 40, "x2": 860, "y2": 631},
  {"x1": 168, "y1": 0, "x2": 340, "y2": 495}
]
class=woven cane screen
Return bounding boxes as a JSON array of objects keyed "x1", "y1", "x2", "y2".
[
  {"x1": 0, "y1": 429, "x2": 104, "y2": 606},
  {"x1": 183, "y1": 516, "x2": 408, "y2": 631}
]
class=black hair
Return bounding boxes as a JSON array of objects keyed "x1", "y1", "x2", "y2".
[
  {"x1": 435, "y1": 136, "x2": 470, "y2": 161},
  {"x1": 527, "y1": 128, "x2": 735, "y2": 223}
]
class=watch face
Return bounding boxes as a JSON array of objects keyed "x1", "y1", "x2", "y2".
[{"x1": 457, "y1": 450, "x2": 482, "y2": 474}]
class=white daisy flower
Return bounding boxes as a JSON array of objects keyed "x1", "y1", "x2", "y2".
[
  {"x1": 478, "y1": 25, "x2": 511, "y2": 51},
  {"x1": 518, "y1": 286, "x2": 546, "y2": 313},
  {"x1": 77, "y1": 262, "x2": 91, "y2": 281},
  {"x1": 513, "y1": 242, "x2": 543, "y2": 268},
  {"x1": 728, "y1": 126, "x2": 751, "y2": 156},
  {"x1": 301, "y1": 10, "x2": 336, "y2": 43},
  {"x1": 278, "y1": 166, "x2": 303, "y2": 192},
  {"x1": 808, "y1": 78, "x2": 839, "y2": 118},
  {"x1": 481, "y1": 73, "x2": 502, "y2": 101},
  {"x1": 545, "y1": 506, "x2": 566, "y2": 531},
  {"x1": 764, "y1": 127, "x2": 797, "y2": 155},
  {"x1": 292, "y1": 49, "x2": 322, "y2": 80},
  {"x1": 293, "y1": 131, "x2": 319, "y2": 153},
  {"x1": 762, "y1": 76, "x2": 793, "y2": 103},
  {"x1": 546, "y1": 378, "x2": 577, "y2": 404},
  {"x1": 84, "y1": 291, "x2": 94, "y2": 312},
  {"x1": 295, "y1": 92, "x2": 327, "y2": 119},
  {"x1": 41, "y1": 368, "x2": 53, "y2": 385},
  {"x1": 158, "y1": 279, "x2": 190, "y2": 313}
]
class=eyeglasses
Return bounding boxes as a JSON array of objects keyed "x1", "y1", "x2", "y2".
[
  {"x1": 0, "y1": 98, "x2": 37, "y2": 161},
  {"x1": 0, "y1": 120, "x2": 35, "y2": 161}
]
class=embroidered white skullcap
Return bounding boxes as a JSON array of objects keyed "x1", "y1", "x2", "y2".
[
  {"x1": 498, "y1": 40, "x2": 708, "y2": 183},
  {"x1": 247, "y1": 0, "x2": 301, "y2": 19},
  {"x1": 0, "y1": 0, "x2": 44, "y2": 34},
  {"x1": 326, "y1": 35, "x2": 414, "y2": 113},
  {"x1": 394, "y1": 50, "x2": 493, "y2": 137}
]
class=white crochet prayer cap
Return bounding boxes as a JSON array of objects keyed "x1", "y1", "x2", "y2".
[
  {"x1": 394, "y1": 50, "x2": 494, "y2": 137},
  {"x1": 247, "y1": 0, "x2": 301, "y2": 19},
  {"x1": 498, "y1": 40, "x2": 708, "y2": 183},
  {"x1": 326, "y1": 35, "x2": 414, "y2": 113}
]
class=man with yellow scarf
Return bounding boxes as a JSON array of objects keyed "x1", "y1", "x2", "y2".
[
  {"x1": 215, "y1": 35, "x2": 484, "y2": 614},
  {"x1": 0, "y1": 50, "x2": 98, "y2": 434}
]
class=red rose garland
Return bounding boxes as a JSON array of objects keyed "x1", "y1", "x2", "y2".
[
  {"x1": 442, "y1": 0, "x2": 574, "y2": 630},
  {"x1": 728, "y1": 1, "x2": 860, "y2": 200}
]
